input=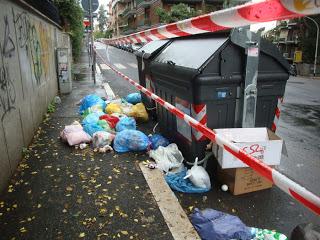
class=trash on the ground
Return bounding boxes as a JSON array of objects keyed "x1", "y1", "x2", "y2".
[
  {"x1": 113, "y1": 129, "x2": 150, "y2": 153},
  {"x1": 116, "y1": 117, "x2": 136, "y2": 132},
  {"x1": 184, "y1": 157, "x2": 211, "y2": 189},
  {"x1": 97, "y1": 120, "x2": 114, "y2": 133},
  {"x1": 165, "y1": 168, "x2": 210, "y2": 193},
  {"x1": 125, "y1": 92, "x2": 141, "y2": 104},
  {"x1": 92, "y1": 131, "x2": 115, "y2": 148},
  {"x1": 82, "y1": 111, "x2": 104, "y2": 126},
  {"x1": 149, "y1": 134, "x2": 170, "y2": 150},
  {"x1": 221, "y1": 184, "x2": 228, "y2": 192},
  {"x1": 290, "y1": 223, "x2": 320, "y2": 240},
  {"x1": 252, "y1": 228, "x2": 288, "y2": 240},
  {"x1": 147, "y1": 163, "x2": 157, "y2": 169},
  {"x1": 60, "y1": 123, "x2": 92, "y2": 146},
  {"x1": 79, "y1": 94, "x2": 106, "y2": 115},
  {"x1": 106, "y1": 102, "x2": 123, "y2": 114},
  {"x1": 212, "y1": 128, "x2": 283, "y2": 169},
  {"x1": 149, "y1": 143, "x2": 184, "y2": 173},
  {"x1": 54, "y1": 96, "x2": 62, "y2": 104},
  {"x1": 129, "y1": 103, "x2": 149, "y2": 122},
  {"x1": 190, "y1": 208, "x2": 253, "y2": 240},
  {"x1": 79, "y1": 143, "x2": 88, "y2": 149},
  {"x1": 99, "y1": 114, "x2": 120, "y2": 129},
  {"x1": 98, "y1": 145, "x2": 113, "y2": 153},
  {"x1": 121, "y1": 102, "x2": 133, "y2": 116},
  {"x1": 83, "y1": 123, "x2": 105, "y2": 136},
  {"x1": 82, "y1": 105, "x2": 104, "y2": 117},
  {"x1": 216, "y1": 165, "x2": 273, "y2": 195}
]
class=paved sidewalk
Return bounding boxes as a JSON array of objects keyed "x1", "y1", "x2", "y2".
[{"x1": 0, "y1": 48, "x2": 174, "y2": 240}]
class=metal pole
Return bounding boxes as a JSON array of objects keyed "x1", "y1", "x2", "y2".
[
  {"x1": 89, "y1": 0, "x2": 96, "y2": 84},
  {"x1": 306, "y1": 16, "x2": 319, "y2": 77}
]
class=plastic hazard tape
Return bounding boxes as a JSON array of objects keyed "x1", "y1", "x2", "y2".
[
  {"x1": 272, "y1": 97, "x2": 284, "y2": 132},
  {"x1": 105, "y1": 0, "x2": 320, "y2": 45},
  {"x1": 95, "y1": 49, "x2": 320, "y2": 215}
]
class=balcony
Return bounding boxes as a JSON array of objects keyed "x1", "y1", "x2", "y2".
[
  {"x1": 137, "y1": 0, "x2": 152, "y2": 8},
  {"x1": 123, "y1": 8, "x2": 137, "y2": 18}
]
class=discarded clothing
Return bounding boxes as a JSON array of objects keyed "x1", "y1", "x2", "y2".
[
  {"x1": 190, "y1": 208, "x2": 253, "y2": 240},
  {"x1": 165, "y1": 169, "x2": 210, "y2": 193}
]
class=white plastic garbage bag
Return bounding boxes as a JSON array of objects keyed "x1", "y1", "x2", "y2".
[
  {"x1": 149, "y1": 143, "x2": 184, "y2": 173},
  {"x1": 92, "y1": 131, "x2": 115, "y2": 148},
  {"x1": 184, "y1": 157, "x2": 211, "y2": 189}
]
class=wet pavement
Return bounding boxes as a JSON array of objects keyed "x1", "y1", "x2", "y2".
[
  {"x1": 0, "y1": 48, "x2": 173, "y2": 240},
  {"x1": 0, "y1": 42, "x2": 319, "y2": 240}
]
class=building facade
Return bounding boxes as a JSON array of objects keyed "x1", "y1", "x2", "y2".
[{"x1": 107, "y1": 0, "x2": 240, "y2": 37}]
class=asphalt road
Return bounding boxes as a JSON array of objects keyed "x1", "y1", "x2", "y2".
[{"x1": 95, "y1": 42, "x2": 320, "y2": 236}]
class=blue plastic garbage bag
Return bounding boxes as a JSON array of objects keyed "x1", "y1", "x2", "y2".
[
  {"x1": 165, "y1": 169, "x2": 210, "y2": 193},
  {"x1": 82, "y1": 111, "x2": 104, "y2": 126},
  {"x1": 83, "y1": 123, "x2": 104, "y2": 136},
  {"x1": 149, "y1": 134, "x2": 170, "y2": 150},
  {"x1": 115, "y1": 117, "x2": 136, "y2": 132},
  {"x1": 125, "y1": 93, "x2": 141, "y2": 104},
  {"x1": 79, "y1": 94, "x2": 106, "y2": 114},
  {"x1": 113, "y1": 129, "x2": 150, "y2": 153},
  {"x1": 190, "y1": 208, "x2": 253, "y2": 240}
]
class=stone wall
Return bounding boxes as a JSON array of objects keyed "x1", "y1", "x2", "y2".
[{"x1": 0, "y1": 0, "x2": 70, "y2": 191}]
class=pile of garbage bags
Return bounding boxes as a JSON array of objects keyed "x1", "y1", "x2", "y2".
[
  {"x1": 190, "y1": 208, "x2": 288, "y2": 240},
  {"x1": 60, "y1": 93, "x2": 152, "y2": 152},
  {"x1": 60, "y1": 93, "x2": 212, "y2": 193}
]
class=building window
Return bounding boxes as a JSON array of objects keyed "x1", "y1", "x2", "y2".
[{"x1": 145, "y1": 7, "x2": 150, "y2": 22}]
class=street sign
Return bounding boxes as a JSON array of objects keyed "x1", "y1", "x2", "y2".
[
  {"x1": 81, "y1": 0, "x2": 99, "y2": 12},
  {"x1": 294, "y1": 50, "x2": 302, "y2": 63}
]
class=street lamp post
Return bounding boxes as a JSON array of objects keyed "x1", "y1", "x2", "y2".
[{"x1": 305, "y1": 16, "x2": 319, "y2": 77}]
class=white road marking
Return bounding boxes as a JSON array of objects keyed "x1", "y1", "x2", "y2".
[
  {"x1": 96, "y1": 64, "x2": 101, "y2": 74},
  {"x1": 100, "y1": 64, "x2": 111, "y2": 70},
  {"x1": 114, "y1": 63, "x2": 126, "y2": 69},
  {"x1": 139, "y1": 163, "x2": 201, "y2": 240},
  {"x1": 103, "y1": 83, "x2": 116, "y2": 100},
  {"x1": 128, "y1": 63, "x2": 137, "y2": 68}
]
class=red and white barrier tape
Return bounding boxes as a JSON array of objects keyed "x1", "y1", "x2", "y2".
[
  {"x1": 272, "y1": 97, "x2": 284, "y2": 132},
  {"x1": 104, "y1": 0, "x2": 320, "y2": 45},
  {"x1": 95, "y1": 49, "x2": 320, "y2": 215}
]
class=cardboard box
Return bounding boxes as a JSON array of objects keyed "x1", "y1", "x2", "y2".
[
  {"x1": 216, "y1": 165, "x2": 273, "y2": 195},
  {"x1": 212, "y1": 128, "x2": 283, "y2": 169}
]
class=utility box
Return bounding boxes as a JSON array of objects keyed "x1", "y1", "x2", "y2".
[
  {"x1": 57, "y1": 48, "x2": 72, "y2": 94},
  {"x1": 135, "y1": 40, "x2": 170, "y2": 118},
  {"x1": 149, "y1": 32, "x2": 290, "y2": 162}
]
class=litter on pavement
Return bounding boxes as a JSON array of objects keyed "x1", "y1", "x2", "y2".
[{"x1": 190, "y1": 208, "x2": 288, "y2": 240}]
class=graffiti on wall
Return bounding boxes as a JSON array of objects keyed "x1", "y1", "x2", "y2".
[
  {"x1": 0, "y1": 15, "x2": 16, "y2": 121},
  {"x1": 12, "y1": 10, "x2": 43, "y2": 85}
]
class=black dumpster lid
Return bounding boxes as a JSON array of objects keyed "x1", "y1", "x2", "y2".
[
  {"x1": 153, "y1": 37, "x2": 228, "y2": 69},
  {"x1": 135, "y1": 40, "x2": 170, "y2": 59}
]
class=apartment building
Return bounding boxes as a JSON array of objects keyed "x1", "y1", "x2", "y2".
[{"x1": 108, "y1": 0, "x2": 235, "y2": 37}]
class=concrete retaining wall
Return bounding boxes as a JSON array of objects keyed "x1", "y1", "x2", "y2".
[{"x1": 0, "y1": 0, "x2": 70, "y2": 192}]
